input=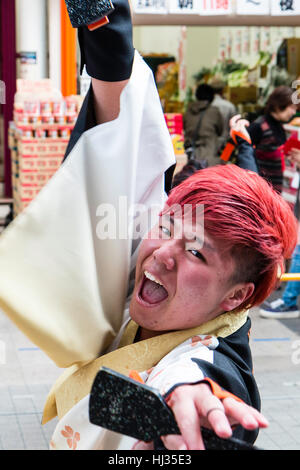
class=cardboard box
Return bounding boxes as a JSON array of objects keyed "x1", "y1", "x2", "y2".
[
  {"x1": 13, "y1": 192, "x2": 32, "y2": 216},
  {"x1": 18, "y1": 169, "x2": 55, "y2": 186},
  {"x1": 278, "y1": 38, "x2": 300, "y2": 78},
  {"x1": 17, "y1": 138, "x2": 69, "y2": 156},
  {"x1": 19, "y1": 154, "x2": 63, "y2": 171},
  {"x1": 9, "y1": 117, "x2": 71, "y2": 215},
  {"x1": 13, "y1": 183, "x2": 40, "y2": 200},
  {"x1": 225, "y1": 86, "x2": 258, "y2": 105}
]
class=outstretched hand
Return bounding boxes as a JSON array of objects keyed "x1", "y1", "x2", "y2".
[
  {"x1": 230, "y1": 114, "x2": 251, "y2": 143},
  {"x1": 133, "y1": 382, "x2": 268, "y2": 450}
]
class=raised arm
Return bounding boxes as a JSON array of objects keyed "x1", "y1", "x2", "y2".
[
  {"x1": 77, "y1": 0, "x2": 134, "y2": 123},
  {"x1": 229, "y1": 115, "x2": 259, "y2": 173},
  {"x1": 91, "y1": 78, "x2": 129, "y2": 124},
  {"x1": 63, "y1": 0, "x2": 134, "y2": 158}
]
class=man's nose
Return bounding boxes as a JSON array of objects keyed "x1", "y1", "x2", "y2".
[{"x1": 153, "y1": 240, "x2": 180, "y2": 271}]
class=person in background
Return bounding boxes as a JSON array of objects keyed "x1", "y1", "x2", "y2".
[
  {"x1": 248, "y1": 86, "x2": 297, "y2": 193},
  {"x1": 221, "y1": 114, "x2": 259, "y2": 173},
  {"x1": 183, "y1": 84, "x2": 223, "y2": 168},
  {"x1": 260, "y1": 147, "x2": 300, "y2": 319},
  {"x1": 227, "y1": 115, "x2": 300, "y2": 319},
  {"x1": 259, "y1": 245, "x2": 300, "y2": 319},
  {"x1": 211, "y1": 79, "x2": 236, "y2": 150}
]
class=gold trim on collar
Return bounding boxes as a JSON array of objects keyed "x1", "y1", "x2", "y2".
[{"x1": 42, "y1": 309, "x2": 248, "y2": 424}]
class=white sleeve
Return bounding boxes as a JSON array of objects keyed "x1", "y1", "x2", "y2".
[{"x1": 145, "y1": 335, "x2": 219, "y2": 397}]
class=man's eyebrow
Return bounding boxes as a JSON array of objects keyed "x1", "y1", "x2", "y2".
[
  {"x1": 191, "y1": 236, "x2": 214, "y2": 251},
  {"x1": 166, "y1": 215, "x2": 214, "y2": 251}
]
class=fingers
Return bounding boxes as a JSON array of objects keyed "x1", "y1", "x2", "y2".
[
  {"x1": 238, "y1": 119, "x2": 250, "y2": 128},
  {"x1": 164, "y1": 383, "x2": 269, "y2": 451},
  {"x1": 196, "y1": 388, "x2": 231, "y2": 439},
  {"x1": 229, "y1": 114, "x2": 250, "y2": 131},
  {"x1": 223, "y1": 397, "x2": 269, "y2": 431},
  {"x1": 166, "y1": 384, "x2": 232, "y2": 449},
  {"x1": 204, "y1": 408, "x2": 232, "y2": 439},
  {"x1": 161, "y1": 434, "x2": 188, "y2": 451},
  {"x1": 166, "y1": 386, "x2": 205, "y2": 450},
  {"x1": 132, "y1": 440, "x2": 154, "y2": 450},
  {"x1": 230, "y1": 114, "x2": 242, "y2": 128},
  {"x1": 232, "y1": 119, "x2": 251, "y2": 143}
]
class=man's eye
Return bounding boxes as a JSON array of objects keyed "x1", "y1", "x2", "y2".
[
  {"x1": 159, "y1": 225, "x2": 171, "y2": 237},
  {"x1": 189, "y1": 249, "x2": 206, "y2": 262}
]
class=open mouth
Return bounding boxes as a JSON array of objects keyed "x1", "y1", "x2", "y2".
[{"x1": 138, "y1": 271, "x2": 169, "y2": 305}]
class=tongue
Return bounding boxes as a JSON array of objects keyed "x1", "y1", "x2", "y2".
[{"x1": 141, "y1": 279, "x2": 168, "y2": 304}]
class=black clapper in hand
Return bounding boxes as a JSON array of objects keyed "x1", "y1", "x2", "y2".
[
  {"x1": 64, "y1": 0, "x2": 115, "y2": 28},
  {"x1": 89, "y1": 367, "x2": 260, "y2": 450}
]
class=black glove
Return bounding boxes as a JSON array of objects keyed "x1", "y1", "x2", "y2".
[{"x1": 78, "y1": 0, "x2": 134, "y2": 81}]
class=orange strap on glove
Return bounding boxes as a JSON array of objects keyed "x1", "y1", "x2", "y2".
[
  {"x1": 201, "y1": 377, "x2": 243, "y2": 403},
  {"x1": 220, "y1": 128, "x2": 252, "y2": 162}
]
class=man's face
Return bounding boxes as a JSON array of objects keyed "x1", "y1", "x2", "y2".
[{"x1": 129, "y1": 210, "x2": 251, "y2": 338}]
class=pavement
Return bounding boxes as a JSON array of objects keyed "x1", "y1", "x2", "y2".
[
  {"x1": 249, "y1": 305, "x2": 300, "y2": 450},
  {"x1": 0, "y1": 289, "x2": 300, "y2": 450}
]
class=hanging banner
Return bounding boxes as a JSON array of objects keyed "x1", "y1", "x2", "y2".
[
  {"x1": 260, "y1": 26, "x2": 271, "y2": 51},
  {"x1": 226, "y1": 29, "x2": 233, "y2": 59},
  {"x1": 236, "y1": 0, "x2": 270, "y2": 15},
  {"x1": 168, "y1": 0, "x2": 201, "y2": 14},
  {"x1": 271, "y1": 0, "x2": 300, "y2": 15},
  {"x1": 234, "y1": 29, "x2": 242, "y2": 59},
  {"x1": 251, "y1": 27, "x2": 261, "y2": 56},
  {"x1": 178, "y1": 26, "x2": 187, "y2": 100},
  {"x1": 132, "y1": 0, "x2": 168, "y2": 14},
  {"x1": 218, "y1": 33, "x2": 227, "y2": 60},
  {"x1": 242, "y1": 27, "x2": 250, "y2": 57},
  {"x1": 200, "y1": 0, "x2": 232, "y2": 15}
]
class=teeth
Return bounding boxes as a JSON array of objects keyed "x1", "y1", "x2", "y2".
[{"x1": 144, "y1": 271, "x2": 164, "y2": 286}]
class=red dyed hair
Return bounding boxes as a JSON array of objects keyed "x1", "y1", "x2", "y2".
[{"x1": 166, "y1": 165, "x2": 297, "y2": 310}]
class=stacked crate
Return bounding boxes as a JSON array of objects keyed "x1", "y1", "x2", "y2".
[
  {"x1": 9, "y1": 95, "x2": 83, "y2": 216},
  {"x1": 164, "y1": 113, "x2": 183, "y2": 136},
  {"x1": 164, "y1": 112, "x2": 186, "y2": 173}
]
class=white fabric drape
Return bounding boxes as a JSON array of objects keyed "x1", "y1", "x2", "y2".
[{"x1": 0, "y1": 51, "x2": 175, "y2": 368}]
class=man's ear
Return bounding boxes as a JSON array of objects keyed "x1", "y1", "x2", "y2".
[{"x1": 220, "y1": 283, "x2": 255, "y2": 312}]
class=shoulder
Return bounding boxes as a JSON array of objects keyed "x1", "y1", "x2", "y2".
[
  {"x1": 207, "y1": 105, "x2": 224, "y2": 121},
  {"x1": 248, "y1": 116, "x2": 265, "y2": 140},
  {"x1": 249, "y1": 115, "x2": 265, "y2": 129}
]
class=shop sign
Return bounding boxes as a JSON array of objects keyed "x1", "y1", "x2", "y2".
[
  {"x1": 271, "y1": 0, "x2": 300, "y2": 15},
  {"x1": 18, "y1": 51, "x2": 37, "y2": 80},
  {"x1": 19, "y1": 51, "x2": 37, "y2": 65},
  {"x1": 168, "y1": 0, "x2": 201, "y2": 14},
  {"x1": 200, "y1": 0, "x2": 232, "y2": 15},
  {"x1": 236, "y1": 0, "x2": 270, "y2": 15},
  {"x1": 132, "y1": 0, "x2": 168, "y2": 14}
]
